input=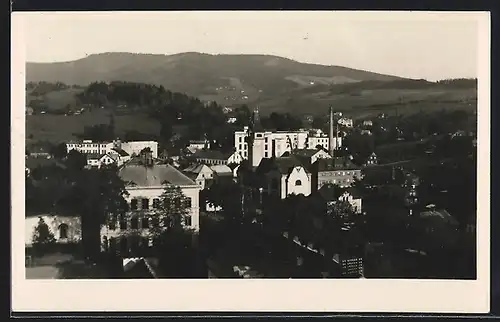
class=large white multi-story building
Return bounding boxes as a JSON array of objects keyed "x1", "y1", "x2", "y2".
[
  {"x1": 234, "y1": 127, "x2": 342, "y2": 167},
  {"x1": 66, "y1": 140, "x2": 159, "y2": 159}
]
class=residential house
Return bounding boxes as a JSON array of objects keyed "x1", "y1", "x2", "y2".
[
  {"x1": 182, "y1": 163, "x2": 215, "y2": 190},
  {"x1": 187, "y1": 140, "x2": 209, "y2": 153},
  {"x1": 282, "y1": 148, "x2": 332, "y2": 168},
  {"x1": 86, "y1": 153, "x2": 102, "y2": 168},
  {"x1": 362, "y1": 120, "x2": 373, "y2": 127},
  {"x1": 100, "y1": 151, "x2": 201, "y2": 257},
  {"x1": 210, "y1": 164, "x2": 235, "y2": 183},
  {"x1": 257, "y1": 156, "x2": 312, "y2": 200},
  {"x1": 364, "y1": 152, "x2": 378, "y2": 166},
  {"x1": 338, "y1": 117, "x2": 354, "y2": 128},
  {"x1": 67, "y1": 139, "x2": 158, "y2": 159},
  {"x1": 316, "y1": 185, "x2": 363, "y2": 214},
  {"x1": 28, "y1": 145, "x2": 52, "y2": 159},
  {"x1": 311, "y1": 157, "x2": 362, "y2": 191},
  {"x1": 193, "y1": 150, "x2": 243, "y2": 166}
]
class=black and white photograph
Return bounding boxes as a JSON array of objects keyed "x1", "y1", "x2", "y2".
[{"x1": 12, "y1": 11, "x2": 490, "y2": 313}]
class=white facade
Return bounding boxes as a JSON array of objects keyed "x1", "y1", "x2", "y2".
[
  {"x1": 338, "y1": 191, "x2": 363, "y2": 214},
  {"x1": 234, "y1": 128, "x2": 341, "y2": 167},
  {"x1": 120, "y1": 141, "x2": 158, "y2": 158},
  {"x1": 67, "y1": 140, "x2": 158, "y2": 159},
  {"x1": 66, "y1": 140, "x2": 114, "y2": 155},
  {"x1": 227, "y1": 151, "x2": 244, "y2": 165},
  {"x1": 267, "y1": 166, "x2": 312, "y2": 199},
  {"x1": 309, "y1": 149, "x2": 333, "y2": 165},
  {"x1": 100, "y1": 184, "x2": 201, "y2": 244},
  {"x1": 338, "y1": 118, "x2": 354, "y2": 128},
  {"x1": 26, "y1": 215, "x2": 81, "y2": 247}
]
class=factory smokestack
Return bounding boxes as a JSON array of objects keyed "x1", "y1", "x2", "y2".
[{"x1": 329, "y1": 106, "x2": 335, "y2": 157}]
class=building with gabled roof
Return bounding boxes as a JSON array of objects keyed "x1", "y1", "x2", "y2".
[
  {"x1": 100, "y1": 150, "x2": 201, "y2": 258},
  {"x1": 311, "y1": 157, "x2": 362, "y2": 190},
  {"x1": 182, "y1": 163, "x2": 214, "y2": 190}
]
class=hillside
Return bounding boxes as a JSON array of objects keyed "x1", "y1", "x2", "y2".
[{"x1": 26, "y1": 52, "x2": 403, "y2": 106}]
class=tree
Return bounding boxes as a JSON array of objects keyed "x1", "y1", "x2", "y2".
[
  {"x1": 51, "y1": 142, "x2": 68, "y2": 160},
  {"x1": 71, "y1": 167, "x2": 129, "y2": 260},
  {"x1": 66, "y1": 150, "x2": 87, "y2": 173},
  {"x1": 32, "y1": 217, "x2": 56, "y2": 255},
  {"x1": 149, "y1": 184, "x2": 203, "y2": 277}
]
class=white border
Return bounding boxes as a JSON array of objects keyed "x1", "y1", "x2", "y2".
[{"x1": 11, "y1": 11, "x2": 490, "y2": 313}]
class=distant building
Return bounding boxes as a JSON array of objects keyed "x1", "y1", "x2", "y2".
[
  {"x1": 257, "y1": 156, "x2": 312, "y2": 199},
  {"x1": 364, "y1": 152, "x2": 378, "y2": 166},
  {"x1": 362, "y1": 120, "x2": 373, "y2": 127},
  {"x1": 338, "y1": 254, "x2": 364, "y2": 278},
  {"x1": 227, "y1": 117, "x2": 237, "y2": 124},
  {"x1": 187, "y1": 140, "x2": 209, "y2": 153},
  {"x1": 338, "y1": 117, "x2": 354, "y2": 128},
  {"x1": 67, "y1": 139, "x2": 158, "y2": 159},
  {"x1": 192, "y1": 150, "x2": 243, "y2": 166},
  {"x1": 210, "y1": 164, "x2": 234, "y2": 183},
  {"x1": 234, "y1": 127, "x2": 341, "y2": 167},
  {"x1": 182, "y1": 163, "x2": 215, "y2": 190},
  {"x1": 100, "y1": 151, "x2": 201, "y2": 257},
  {"x1": 311, "y1": 157, "x2": 362, "y2": 191},
  {"x1": 281, "y1": 148, "x2": 332, "y2": 167},
  {"x1": 317, "y1": 185, "x2": 363, "y2": 214}
]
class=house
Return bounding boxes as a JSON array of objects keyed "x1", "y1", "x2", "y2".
[
  {"x1": 182, "y1": 163, "x2": 215, "y2": 190},
  {"x1": 193, "y1": 150, "x2": 243, "y2": 166},
  {"x1": 317, "y1": 185, "x2": 363, "y2": 214},
  {"x1": 338, "y1": 117, "x2": 354, "y2": 128},
  {"x1": 100, "y1": 150, "x2": 201, "y2": 257},
  {"x1": 210, "y1": 164, "x2": 234, "y2": 183},
  {"x1": 281, "y1": 148, "x2": 332, "y2": 168},
  {"x1": 311, "y1": 157, "x2": 362, "y2": 191},
  {"x1": 364, "y1": 152, "x2": 378, "y2": 166},
  {"x1": 25, "y1": 214, "x2": 81, "y2": 247},
  {"x1": 28, "y1": 145, "x2": 52, "y2": 159},
  {"x1": 361, "y1": 129, "x2": 372, "y2": 136},
  {"x1": 257, "y1": 156, "x2": 312, "y2": 199},
  {"x1": 110, "y1": 148, "x2": 131, "y2": 164},
  {"x1": 67, "y1": 140, "x2": 158, "y2": 159},
  {"x1": 86, "y1": 153, "x2": 102, "y2": 168},
  {"x1": 362, "y1": 120, "x2": 373, "y2": 127},
  {"x1": 227, "y1": 117, "x2": 237, "y2": 124},
  {"x1": 187, "y1": 140, "x2": 209, "y2": 153}
]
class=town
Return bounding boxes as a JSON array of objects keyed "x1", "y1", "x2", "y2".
[{"x1": 24, "y1": 79, "x2": 477, "y2": 279}]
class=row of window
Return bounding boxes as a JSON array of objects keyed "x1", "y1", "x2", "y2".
[
  {"x1": 108, "y1": 214, "x2": 192, "y2": 230},
  {"x1": 128, "y1": 197, "x2": 192, "y2": 211}
]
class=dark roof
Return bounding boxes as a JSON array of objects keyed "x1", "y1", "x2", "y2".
[
  {"x1": 193, "y1": 150, "x2": 231, "y2": 160},
  {"x1": 315, "y1": 157, "x2": 360, "y2": 171},
  {"x1": 261, "y1": 156, "x2": 308, "y2": 175},
  {"x1": 112, "y1": 148, "x2": 129, "y2": 157},
  {"x1": 119, "y1": 157, "x2": 197, "y2": 187},
  {"x1": 122, "y1": 258, "x2": 156, "y2": 278}
]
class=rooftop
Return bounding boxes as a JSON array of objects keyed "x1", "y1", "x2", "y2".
[{"x1": 119, "y1": 157, "x2": 197, "y2": 187}]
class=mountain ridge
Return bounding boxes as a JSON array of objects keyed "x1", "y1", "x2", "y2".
[{"x1": 26, "y1": 52, "x2": 404, "y2": 106}]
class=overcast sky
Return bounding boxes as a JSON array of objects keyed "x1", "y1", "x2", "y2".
[{"x1": 18, "y1": 11, "x2": 483, "y2": 81}]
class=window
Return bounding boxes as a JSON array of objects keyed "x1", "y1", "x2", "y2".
[
  {"x1": 239, "y1": 144, "x2": 242, "y2": 150},
  {"x1": 244, "y1": 152, "x2": 247, "y2": 158},
  {"x1": 153, "y1": 198, "x2": 160, "y2": 209},
  {"x1": 265, "y1": 144, "x2": 268, "y2": 150},
  {"x1": 119, "y1": 215, "x2": 127, "y2": 230},
  {"x1": 142, "y1": 198, "x2": 149, "y2": 210},
  {"x1": 141, "y1": 216, "x2": 149, "y2": 229},
  {"x1": 185, "y1": 215, "x2": 192, "y2": 227},
  {"x1": 108, "y1": 215, "x2": 117, "y2": 230},
  {"x1": 265, "y1": 137, "x2": 268, "y2": 143},
  {"x1": 151, "y1": 217, "x2": 159, "y2": 228},
  {"x1": 295, "y1": 180, "x2": 302, "y2": 186},
  {"x1": 265, "y1": 152, "x2": 268, "y2": 158},
  {"x1": 130, "y1": 199, "x2": 138, "y2": 210},
  {"x1": 183, "y1": 197, "x2": 192, "y2": 208},
  {"x1": 58, "y1": 223, "x2": 69, "y2": 239},
  {"x1": 130, "y1": 216, "x2": 139, "y2": 229},
  {"x1": 239, "y1": 137, "x2": 243, "y2": 143},
  {"x1": 102, "y1": 236, "x2": 108, "y2": 252}
]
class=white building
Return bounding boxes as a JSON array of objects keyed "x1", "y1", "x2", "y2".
[
  {"x1": 182, "y1": 163, "x2": 215, "y2": 190},
  {"x1": 67, "y1": 140, "x2": 158, "y2": 159},
  {"x1": 100, "y1": 152, "x2": 201, "y2": 254},
  {"x1": 234, "y1": 127, "x2": 342, "y2": 167},
  {"x1": 193, "y1": 150, "x2": 243, "y2": 166},
  {"x1": 259, "y1": 156, "x2": 312, "y2": 199},
  {"x1": 338, "y1": 117, "x2": 354, "y2": 128}
]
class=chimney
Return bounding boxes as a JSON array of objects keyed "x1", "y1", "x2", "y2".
[{"x1": 328, "y1": 106, "x2": 335, "y2": 157}]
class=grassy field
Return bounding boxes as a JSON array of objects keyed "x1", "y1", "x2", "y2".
[{"x1": 26, "y1": 109, "x2": 160, "y2": 143}]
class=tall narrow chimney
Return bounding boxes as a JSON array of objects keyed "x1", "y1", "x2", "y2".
[{"x1": 329, "y1": 106, "x2": 335, "y2": 157}]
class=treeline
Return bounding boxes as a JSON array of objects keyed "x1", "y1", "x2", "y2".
[
  {"x1": 299, "y1": 78, "x2": 477, "y2": 96},
  {"x1": 26, "y1": 81, "x2": 85, "y2": 96}
]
